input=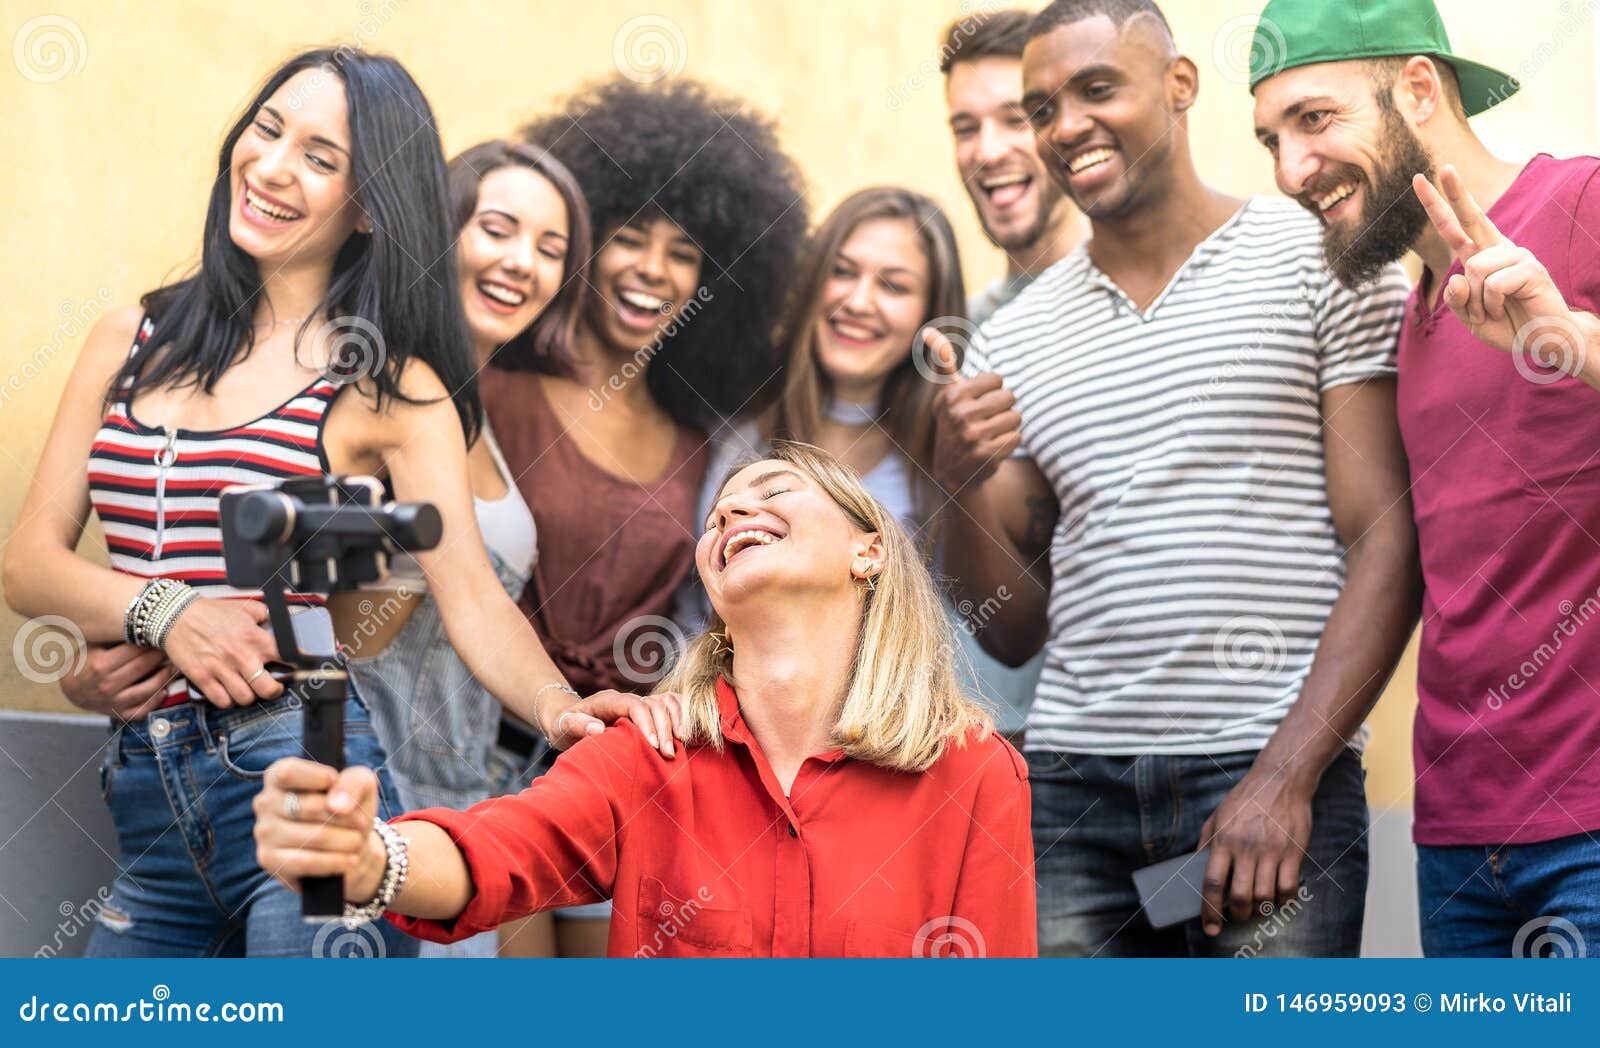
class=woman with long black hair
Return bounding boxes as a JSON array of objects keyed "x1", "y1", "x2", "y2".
[{"x1": 4, "y1": 49, "x2": 655, "y2": 957}]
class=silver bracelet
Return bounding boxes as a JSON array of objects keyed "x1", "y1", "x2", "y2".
[
  {"x1": 123, "y1": 585, "x2": 147, "y2": 645},
  {"x1": 128, "y1": 578, "x2": 192, "y2": 647},
  {"x1": 532, "y1": 681, "x2": 579, "y2": 737},
  {"x1": 151, "y1": 587, "x2": 200, "y2": 649},
  {"x1": 341, "y1": 817, "x2": 409, "y2": 928}
]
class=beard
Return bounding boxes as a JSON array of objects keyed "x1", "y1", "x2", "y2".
[
  {"x1": 1316, "y1": 102, "x2": 1433, "y2": 290},
  {"x1": 978, "y1": 176, "x2": 1063, "y2": 254}
]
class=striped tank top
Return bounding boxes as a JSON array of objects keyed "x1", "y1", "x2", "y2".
[{"x1": 86, "y1": 316, "x2": 343, "y2": 707}]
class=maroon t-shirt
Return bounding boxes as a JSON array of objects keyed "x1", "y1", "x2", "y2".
[{"x1": 1397, "y1": 153, "x2": 1600, "y2": 845}]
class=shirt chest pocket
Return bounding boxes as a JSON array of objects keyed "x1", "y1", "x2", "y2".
[
  {"x1": 634, "y1": 876, "x2": 753, "y2": 958},
  {"x1": 843, "y1": 918, "x2": 921, "y2": 958}
]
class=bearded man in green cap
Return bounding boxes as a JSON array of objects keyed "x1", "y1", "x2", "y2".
[{"x1": 1253, "y1": 0, "x2": 1600, "y2": 957}]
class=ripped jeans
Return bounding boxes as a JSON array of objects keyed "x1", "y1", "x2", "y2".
[{"x1": 84, "y1": 690, "x2": 418, "y2": 958}]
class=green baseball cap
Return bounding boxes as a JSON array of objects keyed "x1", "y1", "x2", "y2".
[{"x1": 1247, "y1": 0, "x2": 1519, "y2": 116}]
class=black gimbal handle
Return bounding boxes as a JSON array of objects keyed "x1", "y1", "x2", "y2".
[{"x1": 221, "y1": 480, "x2": 440, "y2": 923}]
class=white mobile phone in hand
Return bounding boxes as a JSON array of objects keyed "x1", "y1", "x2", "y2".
[
  {"x1": 260, "y1": 606, "x2": 338, "y2": 661},
  {"x1": 1133, "y1": 849, "x2": 1210, "y2": 929}
]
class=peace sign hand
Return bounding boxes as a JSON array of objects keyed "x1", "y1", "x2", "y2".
[{"x1": 1413, "y1": 165, "x2": 1586, "y2": 376}]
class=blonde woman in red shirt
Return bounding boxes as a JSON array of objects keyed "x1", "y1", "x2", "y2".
[{"x1": 252, "y1": 441, "x2": 1036, "y2": 957}]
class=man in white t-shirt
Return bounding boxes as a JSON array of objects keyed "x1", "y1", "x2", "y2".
[
  {"x1": 941, "y1": 8, "x2": 1089, "y2": 327},
  {"x1": 930, "y1": 0, "x2": 1419, "y2": 957},
  {"x1": 940, "y1": 8, "x2": 1091, "y2": 740}
]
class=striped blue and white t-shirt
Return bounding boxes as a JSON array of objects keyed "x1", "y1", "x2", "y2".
[{"x1": 964, "y1": 196, "x2": 1409, "y2": 755}]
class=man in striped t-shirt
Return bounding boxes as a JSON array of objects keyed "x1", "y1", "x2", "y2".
[{"x1": 931, "y1": 0, "x2": 1419, "y2": 956}]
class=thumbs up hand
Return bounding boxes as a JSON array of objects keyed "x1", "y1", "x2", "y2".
[{"x1": 925, "y1": 325, "x2": 1023, "y2": 495}]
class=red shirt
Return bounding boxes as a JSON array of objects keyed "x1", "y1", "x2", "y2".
[
  {"x1": 388, "y1": 678, "x2": 1036, "y2": 956},
  {"x1": 1395, "y1": 153, "x2": 1600, "y2": 845}
]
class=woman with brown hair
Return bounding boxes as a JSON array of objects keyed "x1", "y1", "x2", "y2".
[
  {"x1": 679, "y1": 187, "x2": 1037, "y2": 749},
  {"x1": 340, "y1": 140, "x2": 593, "y2": 834},
  {"x1": 698, "y1": 187, "x2": 967, "y2": 545}
]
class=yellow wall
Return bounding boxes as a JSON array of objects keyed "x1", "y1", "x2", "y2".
[{"x1": 3, "y1": 0, "x2": 1596, "y2": 804}]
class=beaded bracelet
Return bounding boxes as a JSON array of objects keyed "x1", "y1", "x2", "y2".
[
  {"x1": 150, "y1": 587, "x2": 201, "y2": 648},
  {"x1": 122, "y1": 586, "x2": 145, "y2": 645},
  {"x1": 123, "y1": 578, "x2": 200, "y2": 648},
  {"x1": 130, "y1": 579, "x2": 172, "y2": 645},
  {"x1": 342, "y1": 817, "x2": 410, "y2": 929}
]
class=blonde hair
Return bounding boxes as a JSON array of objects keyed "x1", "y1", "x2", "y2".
[{"x1": 666, "y1": 440, "x2": 991, "y2": 772}]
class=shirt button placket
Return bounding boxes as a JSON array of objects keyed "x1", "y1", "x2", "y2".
[{"x1": 772, "y1": 806, "x2": 810, "y2": 956}]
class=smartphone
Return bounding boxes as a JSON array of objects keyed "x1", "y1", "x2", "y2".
[
  {"x1": 260, "y1": 606, "x2": 338, "y2": 661},
  {"x1": 1132, "y1": 848, "x2": 1210, "y2": 929}
]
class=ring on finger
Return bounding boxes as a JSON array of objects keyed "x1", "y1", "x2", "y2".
[{"x1": 283, "y1": 791, "x2": 301, "y2": 821}]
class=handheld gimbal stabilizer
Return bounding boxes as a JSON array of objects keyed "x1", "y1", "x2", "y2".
[{"x1": 219, "y1": 475, "x2": 440, "y2": 921}]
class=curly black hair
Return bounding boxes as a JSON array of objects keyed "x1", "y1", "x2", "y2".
[{"x1": 521, "y1": 77, "x2": 808, "y2": 430}]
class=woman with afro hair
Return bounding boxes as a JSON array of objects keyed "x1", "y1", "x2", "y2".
[{"x1": 478, "y1": 77, "x2": 807, "y2": 955}]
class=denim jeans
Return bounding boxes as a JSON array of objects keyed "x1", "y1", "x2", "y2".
[
  {"x1": 1418, "y1": 832, "x2": 1600, "y2": 957},
  {"x1": 1027, "y1": 747, "x2": 1369, "y2": 957},
  {"x1": 84, "y1": 690, "x2": 418, "y2": 958},
  {"x1": 351, "y1": 548, "x2": 528, "y2": 815}
]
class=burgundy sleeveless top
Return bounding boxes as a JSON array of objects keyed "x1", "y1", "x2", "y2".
[{"x1": 480, "y1": 368, "x2": 707, "y2": 694}]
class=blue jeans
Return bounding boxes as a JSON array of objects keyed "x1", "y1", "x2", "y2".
[
  {"x1": 84, "y1": 691, "x2": 418, "y2": 958},
  {"x1": 1028, "y1": 747, "x2": 1369, "y2": 957},
  {"x1": 1418, "y1": 833, "x2": 1600, "y2": 957}
]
